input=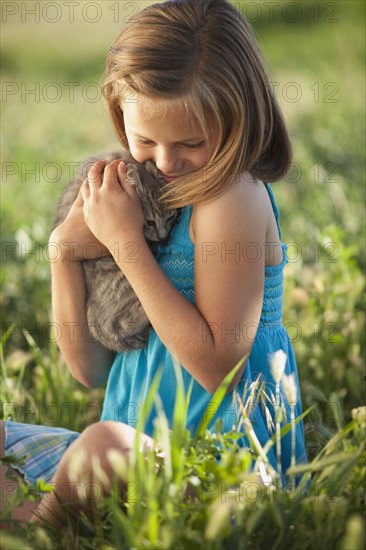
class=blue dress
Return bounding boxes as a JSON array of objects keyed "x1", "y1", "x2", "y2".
[
  {"x1": 4, "y1": 182, "x2": 307, "y2": 485},
  {"x1": 100, "y1": 182, "x2": 307, "y2": 476}
]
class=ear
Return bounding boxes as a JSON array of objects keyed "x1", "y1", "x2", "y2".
[
  {"x1": 126, "y1": 164, "x2": 146, "y2": 196},
  {"x1": 144, "y1": 160, "x2": 163, "y2": 182},
  {"x1": 119, "y1": 148, "x2": 135, "y2": 165}
]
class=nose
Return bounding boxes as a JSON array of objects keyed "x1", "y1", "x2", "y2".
[{"x1": 154, "y1": 147, "x2": 183, "y2": 175}]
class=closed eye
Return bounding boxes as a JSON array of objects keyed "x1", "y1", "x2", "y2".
[
  {"x1": 136, "y1": 139, "x2": 205, "y2": 149},
  {"x1": 137, "y1": 139, "x2": 154, "y2": 146},
  {"x1": 181, "y1": 141, "x2": 205, "y2": 149}
]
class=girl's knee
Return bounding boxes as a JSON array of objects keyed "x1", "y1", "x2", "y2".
[
  {"x1": 80, "y1": 421, "x2": 133, "y2": 451},
  {"x1": 79, "y1": 421, "x2": 153, "y2": 452},
  {"x1": 58, "y1": 422, "x2": 133, "y2": 481},
  {"x1": 57, "y1": 421, "x2": 154, "y2": 491},
  {"x1": 55, "y1": 422, "x2": 137, "y2": 504}
]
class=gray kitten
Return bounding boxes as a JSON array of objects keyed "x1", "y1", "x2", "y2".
[{"x1": 53, "y1": 150, "x2": 179, "y2": 352}]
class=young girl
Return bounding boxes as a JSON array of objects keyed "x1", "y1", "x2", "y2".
[{"x1": 1, "y1": 0, "x2": 307, "y2": 526}]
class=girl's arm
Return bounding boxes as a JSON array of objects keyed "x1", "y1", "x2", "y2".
[
  {"x1": 119, "y1": 183, "x2": 266, "y2": 393},
  {"x1": 83, "y1": 161, "x2": 268, "y2": 394},
  {"x1": 49, "y1": 193, "x2": 115, "y2": 388}
]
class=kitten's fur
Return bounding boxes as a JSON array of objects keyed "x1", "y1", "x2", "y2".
[{"x1": 53, "y1": 150, "x2": 179, "y2": 352}]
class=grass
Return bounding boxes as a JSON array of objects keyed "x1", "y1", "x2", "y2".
[{"x1": 1, "y1": 343, "x2": 365, "y2": 549}]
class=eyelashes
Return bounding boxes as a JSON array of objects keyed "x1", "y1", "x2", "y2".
[
  {"x1": 136, "y1": 139, "x2": 205, "y2": 149},
  {"x1": 183, "y1": 141, "x2": 206, "y2": 149}
]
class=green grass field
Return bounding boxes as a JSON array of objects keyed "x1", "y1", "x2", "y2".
[{"x1": 1, "y1": 1, "x2": 365, "y2": 547}]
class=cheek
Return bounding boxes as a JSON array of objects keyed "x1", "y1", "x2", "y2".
[
  {"x1": 191, "y1": 149, "x2": 211, "y2": 168},
  {"x1": 124, "y1": 131, "x2": 147, "y2": 163},
  {"x1": 127, "y1": 144, "x2": 148, "y2": 164}
]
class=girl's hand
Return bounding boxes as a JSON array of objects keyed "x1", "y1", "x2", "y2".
[
  {"x1": 80, "y1": 159, "x2": 144, "y2": 249},
  {"x1": 50, "y1": 190, "x2": 110, "y2": 262}
]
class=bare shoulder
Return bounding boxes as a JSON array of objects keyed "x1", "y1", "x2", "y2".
[
  {"x1": 191, "y1": 173, "x2": 271, "y2": 373},
  {"x1": 190, "y1": 172, "x2": 270, "y2": 243}
]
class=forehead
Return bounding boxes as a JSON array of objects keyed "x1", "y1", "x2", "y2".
[{"x1": 122, "y1": 94, "x2": 204, "y2": 132}]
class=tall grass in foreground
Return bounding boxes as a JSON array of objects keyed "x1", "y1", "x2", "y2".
[{"x1": 1, "y1": 340, "x2": 365, "y2": 550}]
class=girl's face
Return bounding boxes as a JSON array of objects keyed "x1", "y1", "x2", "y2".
[{"x1": 122, "y1": 95, "x2": 216, "y2": 183}]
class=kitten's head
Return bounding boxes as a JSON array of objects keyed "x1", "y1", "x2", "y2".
[{"x1": 126, "y1": 162, "x2": 178, "y2": 242}]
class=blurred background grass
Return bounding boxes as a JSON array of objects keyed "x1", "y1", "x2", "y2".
[{"x1": 1, "y1": 1, "x2": 365, "y2": 442}]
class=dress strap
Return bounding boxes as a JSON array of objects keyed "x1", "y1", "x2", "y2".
[
  {"x1": 264, "y1": 182, "x2": 282, "y2": 240},
  {"x1": 175, "y1": 205, "x2": 193, "y2": 248}
]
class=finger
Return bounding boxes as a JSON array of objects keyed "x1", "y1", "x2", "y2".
[
  {"x1": 80, "y1": 178, "x2": 90, "y2": 201},
  {"x1": 117, "y1": 162, "x2": 139, "y2": 199},
  {"x1": 117, "y1": 160, "x2": 128, "y2": 181},
  {"x1": 82, "y1": 202, "x2": 89, "y2": 223},
  {"x1": 102, "y1": 159, "x2": 123, "y2": 189},
  {"x1": 117, "y1": 161, "x2": 130, "y2": 189},
  {"x1": 88, "y1": 160, "x2": 106, "y2": 187},
  {"x1": 74, "y1": 189, "x2": 84, "y2": 206}
]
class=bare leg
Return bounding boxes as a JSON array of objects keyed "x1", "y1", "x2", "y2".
[
  {"x1": 0, "y1": 420, "x2": 39, "y2": 525},
  {"x1": 31, "y1": 421, "x2": 154, "y2": 527}
]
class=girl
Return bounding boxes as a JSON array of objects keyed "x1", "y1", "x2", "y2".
[{"x1": 1, "y1": 0, "x2": 307, "y2": 526}]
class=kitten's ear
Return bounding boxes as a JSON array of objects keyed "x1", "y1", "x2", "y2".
[
  {"x1": 102, "y1": 150, "x2": 134, "y2": 170},
  {"x1": 144, "y1": 160, "x2": 164, "y2": 183},
  {"x1": 117, "y1": 148, "x2": 135, "y2": 164},
  {"x1": 126, "y1": 164, "x2": 146, "y2": 195}
]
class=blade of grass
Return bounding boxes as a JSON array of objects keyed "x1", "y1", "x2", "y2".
[
  {"x1": 194, "y1": 356, "x2": 247, "y2": 439},
  {"x1": 262, "y1": 406, "x2": 314, "y2": 455},
  {"x1": 170, "y1": 361, "x2": 193, "y2": 483},
  {"x1": 109, "y1": 500, "x2": 139, "y2": 549},
  {"x1": 0, "y1": 323, "x2": 16, "y2": 382},
  {"x1": 127, "y1": 367, "x2": 164, "y2": 519},
  {"x1": 287, "y1": 451, "x2": 356, "y2": 475}
]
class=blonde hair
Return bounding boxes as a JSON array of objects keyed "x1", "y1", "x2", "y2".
[{"x1": 102, "y1": 0, "x2": 292, "y2": 209}]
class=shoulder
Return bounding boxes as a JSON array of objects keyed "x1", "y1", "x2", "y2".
[
  {"x1": 190, "y1": 172, "x2": 270, "y2": 244},
  {"x1": 190, "y1": 173, "x2": 271, "y2": 373}
]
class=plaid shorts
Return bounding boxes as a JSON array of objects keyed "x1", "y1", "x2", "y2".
[{"x1": 3, "y1": 418, "x2": 80, "y2": 485}]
